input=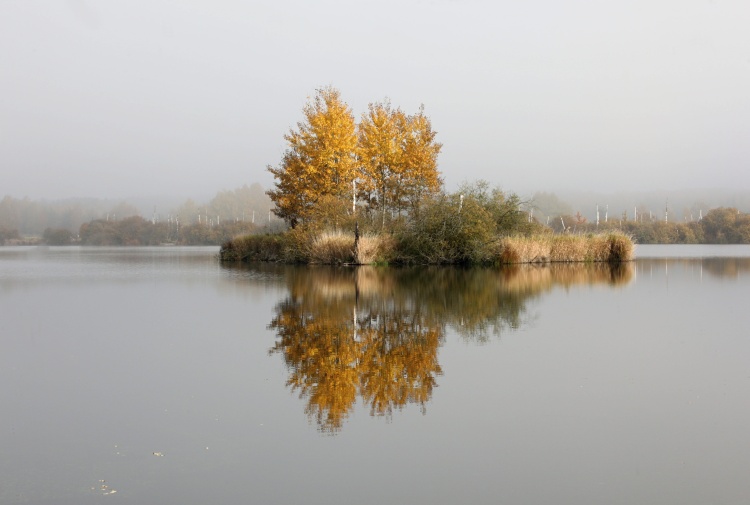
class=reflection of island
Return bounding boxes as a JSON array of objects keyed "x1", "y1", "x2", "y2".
[{"x1": 264, "y1": 264, "x2": 633, "y2": 432}]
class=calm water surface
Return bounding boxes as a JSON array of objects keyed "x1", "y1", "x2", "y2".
[{"x1": 1, "y1": 245, "x2": 750, "y2": 504}]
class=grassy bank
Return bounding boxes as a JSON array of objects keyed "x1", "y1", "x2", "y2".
[{"x1": 220, "y1": 230, "x2": 633, "y2": 265}]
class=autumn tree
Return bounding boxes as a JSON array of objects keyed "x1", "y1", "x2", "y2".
[
  {"x1": 358, "y1": 102, "x2": 442, "y2": 220},
  {"x1": 267, "y1": 88, "x2": 442, "y2": 229},
  {"x1": 399, "y1": 106, "x2": 443, "y2": 212},
  {"x1": 267, "y1": 87, "x2": 359, "y2": 228},
  {"x1": 357, "y1": 101, "x2": 404, "y2": 218}
]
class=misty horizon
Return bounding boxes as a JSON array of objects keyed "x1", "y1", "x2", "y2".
[{"x1": 3, "y1": 1, "x2": 749, "y2": 201}]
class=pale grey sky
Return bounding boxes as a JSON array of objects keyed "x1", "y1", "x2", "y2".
[{"x1": 1, "y1": 0, "x2": 749, "y2": 200}]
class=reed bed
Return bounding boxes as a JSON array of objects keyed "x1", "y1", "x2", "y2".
[
  {"x1": 308, "y1": 230, "x2": 355, "y2": 264},
  {"x1": 549, "y1": 235, "x2": 591, "y2": 262},
  {"x1": 496, "y1": 236, "x2": 552, "y2": 264},
  {"x1": 497, "y1": 232, "x2": 633, "y2": 264},
  {"x1": 354, "y1": 234, "x2": 396, "y2": 265},
  {"x1": 305, "y1": 231, "x2": 399, "y2": 265}
]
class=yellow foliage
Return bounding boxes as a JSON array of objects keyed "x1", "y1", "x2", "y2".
[
  {"x1": 268, "y1": 88, "x2": 442, "y2": 229},
  {"x1": 268, "y1": 87, "x2": 359, "y2": 228},
  {"x1": 358, "y1": 102, "x2": 442, "y2": 216}
]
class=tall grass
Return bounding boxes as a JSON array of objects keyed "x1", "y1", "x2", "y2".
[
  {"x1": 496, "y1": 236, "x2": 551, "y2": 264},
  {"x1": 355, "y1": 234, "x2": 396, "y2": 265},
  {"x1": 308, "y1": 231, "x2": 355, "y2": 264},
  {"x1": 497, "y1": 232, "x2": 633, "y2": 264}
]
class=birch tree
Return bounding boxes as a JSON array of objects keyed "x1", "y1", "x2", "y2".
[
  {"x1": 359, "y1": 102, "x2": 442, "y2": 220},
  {"x1": 267, "y1": 87, "x2": 359, "y2": 228}
]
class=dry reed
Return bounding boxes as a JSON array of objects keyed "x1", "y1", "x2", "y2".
[
  {"x1": 308, "y1": 231, "x2": 355, "y2": 264},
  {"x1": 354, "y1": 234, "x2": 396, "y2": 265},
  {"x1": 497, "y1": 232, "x2": 633, "y2": 264}
]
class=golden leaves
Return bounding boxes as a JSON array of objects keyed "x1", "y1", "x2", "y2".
[
  {"x1": 267, "y1": 88, "x2": 442, "y2": 228},
  {"x1": 358, "y1": 100, "x2": 442, "y2": 215}
]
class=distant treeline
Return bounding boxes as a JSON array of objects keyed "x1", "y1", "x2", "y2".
[
  {"x1": 548, "y1": 207, "x2": 750, "y2": 244},
  {"x1": 4, "y1": 190, "x2": 750, "y2": 246},
  {"x1": 0, "y1": 183, "x2": 279, "y2": 237},
  {"x1": 0, "y1": 195, "x2": 134, "y2": 237},
  {"x1": 531, "y1": 190, "x2": 750, "y2": 225},
  {"x1": 6, "y1": 207, "x2": 750, "y2": 247},
  {"x1": 70, "y1": 216, "x2": 265, "y2": 246}
]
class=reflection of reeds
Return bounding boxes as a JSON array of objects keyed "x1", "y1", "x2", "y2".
[
  {"x1": 499, "y1": 262, "x2": 634, "y2": 293},
  {"x1": 497, "y1": 232, "x2": 634, "y2": 264},
  {"x1": 287, "y1": 266, "x2": 356, "y2": 304},
  {"x1": 285, "y1": 262, "x2": 634, "y2": 307},
  {"x1": 283, "y1": 266, "x2": 402, "y2": 310},
  {"x1": 355, "y1": 266, "x2": 397, "y2": 298}
]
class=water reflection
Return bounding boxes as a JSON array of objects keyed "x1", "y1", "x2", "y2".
[
  {"x1": 254, "y1": 263, "x2": 633, "y2": 432},
  {"x1": 636, "y1": 257, "x2": 750, "y2": 280},
  {"x1": 701, "y1": 257, "x2": 750, "y2": 278}
]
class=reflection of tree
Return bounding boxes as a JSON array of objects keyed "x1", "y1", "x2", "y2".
[
  {"x1": 264, "y1": 263, "x2": 633, "y2": 432},
  {"x1": 269, "y1": 282, "x2": 443, "y2": 432},
  {"x1": 358, "y1": 310, "x2": 442, "y2": 417},
  {"x1": 270, "y1": 298, "x2": 361, "y2": 430}
]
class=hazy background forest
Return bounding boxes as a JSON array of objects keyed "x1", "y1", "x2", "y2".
[
  {"x1": 2, "y1": 185, "x2": 750, "y2": 245},
  {"x1": 0, "y1": 183, "x2": 284, "y2": 245}
]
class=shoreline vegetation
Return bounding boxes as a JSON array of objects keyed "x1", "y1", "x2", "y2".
[
  {"x1": 220, "y1": 229, "x2": 634, "y2": 266},
  {"x1": 219, "y1": 224, "x2": 635, "y2": 265}
]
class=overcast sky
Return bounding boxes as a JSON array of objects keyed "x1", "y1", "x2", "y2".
[{"x1": 2, "y1": 0, "x2": 749, "y2": 200}]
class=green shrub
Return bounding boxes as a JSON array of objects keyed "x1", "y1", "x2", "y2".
[{"x1": 395, "y1": 193, "x2": 497, "y2": 264}]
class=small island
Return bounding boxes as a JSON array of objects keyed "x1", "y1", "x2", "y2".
[
  {"x1": 220, "y1": 227, "x2": 633, "y2": 265},
  {"x1": 220, "y1": 87, "x2": 634, "y2": 266}
]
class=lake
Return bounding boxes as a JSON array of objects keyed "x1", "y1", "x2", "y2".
[{"x1": 1, "y1": 245, "x2": 750, "y2": 504}]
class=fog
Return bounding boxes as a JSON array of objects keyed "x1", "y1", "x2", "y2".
[{"x1": 2, "y1": 0, "x2": 749, "y2": 201}]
